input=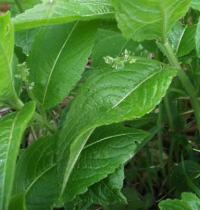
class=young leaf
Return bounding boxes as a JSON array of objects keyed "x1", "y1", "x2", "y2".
[
  {"x1": 58, "y1": 58, "x2": 177, "y2": 198},
  {"x1": 28, "y1": 22, "x2": 97, "y2": 109},
  {"x1": 0, "y1": 13, "x2": 22, "y2": 109},
  {"x1": 0, "y1": 102, "x2": 35, "y2": 210},
  {"x1": 112, "y1": 0, "x2": 191, "y2": 42},
  {"x1": 159, "y1": 192, "x2": 200, "y2": 210},
  {"x1": 13, "y1": 0, "x2": 114, "y2": 31},
  {"x1": 196, "y1": 18, "x2": 200, "y2": 58},
  {"x1": 64, "y1": 125, "x2": 150, "y2": 202}
]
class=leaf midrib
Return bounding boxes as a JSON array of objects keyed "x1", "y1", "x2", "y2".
[
  {"x1": 41, "y1": 22, "x2": 78, "y2": 105},
  {"x1": 84, "y1": 132, "x2": 140, "y2": 149},
  {"x1": 111, "y1": 69, "x2": 162, "y2": 109}
]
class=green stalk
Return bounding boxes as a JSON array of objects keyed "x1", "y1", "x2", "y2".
[
  {"x1": 161, "y1": 41, "x2": 200, "y2": 133},
  {"x1": 157, "y1": 103, "x2": 165, "y2": 177},
  {"x1": 10, "y1": 95, "x2": 24, "y2": 110}
]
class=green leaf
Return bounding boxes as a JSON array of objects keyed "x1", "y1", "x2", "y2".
[
  {"x1": 13, "y1": 125, "x2": 148, "y2": 209},
  {"x1": 0, "y1": 102, "x2": 35, "y2": 210},
  {"x1": 177, "y1": 25, "x2": 196, "y2": 57},
  {"x1": 191, "y1": 0, "x2": 200, "y2": 11},
  {"x1": 13, "y1": 0, "x2": 114, "y2": 31},
  {"x1": 28, "y1": 22, "x2": 97, "y2": 109},
  {"x1": 9, "y1": 193, "x2": 26, "y2": 210},
  {"x1": 0, "y1": 12, "x2": 22, "y2": 109},
  {"x1": 57, "y1": 58, "x2": 177, "y2": 199},
  {"x1": 159, "y1": 192, "x2": 200, "y2": 210},
  {"x1": 196, "y1": 18, "x2": 200, "y2": 58},
  {"x1": 66, "y1": 167, "x2": 126, "y2": 210},
  {"x1": 168, "y1": 22, "x2": 185, "y2": 54},
  {"x1": 64, "y1": 125, "x2": 150, "y2": 201},
  {"x1": 12, "y1": 136, "x2": 58, "y2": 210},
  {"x1": 112, "y1": 0, "x2": 191, "y2": 42}
]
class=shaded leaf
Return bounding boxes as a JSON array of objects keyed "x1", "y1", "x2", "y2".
[
  {"x1": 9, "y1": 193, "x2": 26, "y2": 210},
  {"x1": 12, "y1": 135, "x2": 58, "y2": 210},
  {"x1": 0, "y1": 102, "x2": 35, "y2": 210}
]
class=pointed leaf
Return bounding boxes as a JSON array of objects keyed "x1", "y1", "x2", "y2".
[
  {"x1": 58, "y1": 58, "x2": 177, "y2": 198},
  {"x1": 177, "y1": 25, "x2": 196, "y2": 57},
  {"x1": 64, "y1": 125, "x2": 150, "y2": 201},
  {"x1": 13, "y1": 0, "x2": 114, "y2": 31},
  {"x1": 112, "y1": 0, "x2": 191, "y2": 41},
  {"x1": 28, "y1": 22, "x2": 97, "y2": 109},
  {"x1": 0, "y1": 102, "x2": 35, "y2": 210},
  {"x1": 0, "y1": 13, "x2": 22, "y2": 108}
]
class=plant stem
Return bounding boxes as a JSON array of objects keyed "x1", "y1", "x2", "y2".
[
  {"x1": 34, "y1": 112, "x2": 55, "y2": 133},
  {"x1": 11, "y1": 96, "x2": 24, "y2": 110},
  {"x1": 162, "y1": 41, "x2": 200, "y2": 133},
  {"x1": 164, "y1": 96, "x2": 175, "y2": 131},
  {"x1": 157, "y1": 103, "x2": 165, "y2": 177}
]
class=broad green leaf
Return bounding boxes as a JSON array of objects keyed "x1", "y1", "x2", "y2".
[
  {"x1": 64, "y1": 125, "x2": 150, "y2": 201},
  {"x1": 13, "y1": 125, "x2": 148, "y2": 209},
  {"x1": 196, "y1": 18, "x2": 200, "y2": 58},
  {"x1": 0, "y1": 13, "x2": 22, "y2": 109},
  {"x1": 9, "y1": 193, "x2": 26, "y2": 210},
  {"x1": 57, "y1": 58, "x2": 177, "y2": 199},
  {"x1": 159, "y1": 192, "x2": 200, "y2": 210},
  {"x1": 177, "y1": 25, "x2": 196, "y2": 57},
  {"x1": 112, "y1": 0, "x2": 191, "y2": 42},
  {"x1": 191, "y1": 0, "x2": 200, "y2": 11},
  {"x1": 0, "y1": 102, "x2": 35, "y2": 210},
  {"x1": 28, "y1": 22, "x2": 97, "y2": 109},
  {"x1": 13, "y1": 0, "x2": 114, "y2": 31},
  {"x1": 12, "y1": 136, "x2": 58, "y2": 210},
  {"x1": 66, "y1": 167, "x2": 126, "y2": 210}
]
